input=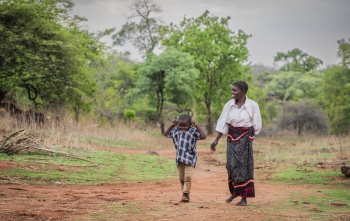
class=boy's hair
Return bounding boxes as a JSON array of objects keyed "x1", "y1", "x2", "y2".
[{"x1": 178, "y1": 114, "x2": 191, "y2": 123}]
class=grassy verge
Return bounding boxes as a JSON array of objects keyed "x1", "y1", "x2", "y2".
[
  {"x1": 0, "y1": 149, "x2": 177, "y2": 185},
  {"x1": 269, "y1": 165, "x2": 343, "y2": 185},
  {"x1": 253, "y1": 162, "x2": 350, "y2": 221}
]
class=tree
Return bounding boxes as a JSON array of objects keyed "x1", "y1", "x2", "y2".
[
  {"x1": 162, "y1": 10, "x2": 250, "y2": 134},
  {"x1": 321, "y1": 66, "x2": 350, "y2": 134},
  {"x1": 337, "y1": 38, "x2": 350, "y2": 67},
  {"x1": 274, "y1": 48, "x2": 323, "y2": 72},
  {"x1": 249, "y1": 63, "x2": 278, "y2": 87},
  {"x1": 0, "y1": 0, "x2": 105, "y2": 119},
  {"x1": 264, "y1": 71, "x2": 323, "y2": 101},
  {"x1": 112, "y1": 0, "x2": 162, "y2": 56},
  {"x1": 91, "y1": 52, "x2": 138, "y2": 125},
  {"x1": 279, "y1": 100, "x2": 328, "y2": 136},
  {"x1": 129, "y1": 48, "x2": 198, "y2": 134}
]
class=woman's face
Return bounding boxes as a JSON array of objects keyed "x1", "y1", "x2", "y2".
[{"x1": 231, "y1": 85, "x2": 245, "y2": 100}]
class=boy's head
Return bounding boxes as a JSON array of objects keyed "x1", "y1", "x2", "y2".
[{"x1": 177, "y1": 114, "x2": 191, "y2": 131}]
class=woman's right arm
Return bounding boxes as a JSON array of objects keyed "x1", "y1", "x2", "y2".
[
  {"x1": 211, "y1": 101, "x2": 231, "y2": 151},
  {"x1": 210, "y1": 132, "x2": 222, "y2": 151}
]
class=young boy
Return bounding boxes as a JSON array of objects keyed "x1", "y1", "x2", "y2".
[{"x1": 164, "y1": 114, "x2": 206, "y2": 202}]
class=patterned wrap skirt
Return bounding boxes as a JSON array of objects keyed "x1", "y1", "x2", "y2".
[{"x1": 226, "y1": 126, "x2": 255, "y2": 198}]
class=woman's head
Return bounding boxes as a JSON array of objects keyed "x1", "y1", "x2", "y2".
[
  {"x1": 232, "y1": 80, "x2": 248, "y2": 94},
  {"x1": 231, "y1": 80, "x2": 248, "y2": 100}
]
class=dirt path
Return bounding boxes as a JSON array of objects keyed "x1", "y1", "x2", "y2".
[{"x1": 0, "y1": 148, "x2": 348, "y2": 221}]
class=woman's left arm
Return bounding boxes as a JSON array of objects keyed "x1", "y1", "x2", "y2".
[{"x1": 253, "y1": 103, "x2": 262, "y2": 135}]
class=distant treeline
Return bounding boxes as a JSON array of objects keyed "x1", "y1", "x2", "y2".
[{"x1": 0, "y1": 0, "x2": 349, "y2": 135}]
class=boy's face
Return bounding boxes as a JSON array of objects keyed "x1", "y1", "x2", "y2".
[{"x1": 178, "y1": 119, "x2": 190, "y2": 131}]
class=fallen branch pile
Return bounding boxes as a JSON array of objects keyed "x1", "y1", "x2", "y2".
[{"x1": 0, "y1": 129, "x2": 96, "y2": 165}]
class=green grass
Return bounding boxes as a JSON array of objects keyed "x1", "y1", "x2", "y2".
[
  {"x1": 254, "y1": 185, "x2": 350, "y2": 220},
  {"x1": 101, "y1": 202, "x2": 144, "y2": 220},
  {"x1": 84, "y1": 136, "x2": 142, "y2": 148},
  {"x1": 277, "y1": 189, "x2": 350, "y2": 220},
  {"x1": 0, "y1": 150, "x2": 177, "y2": 185},
  {"x1": 322, "y1": 189, "x2": 350, "y2": 203},
  {"x1": 269, "y1": 165, "x2": 342, "y2": 185}
]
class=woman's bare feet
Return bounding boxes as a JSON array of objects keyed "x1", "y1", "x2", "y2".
[
  {"x1": 236, "y1": 198, "x2": 247, "y2": 206},
  {"x1": 226, "y1": 194, "x2": 234, "y2": 203}
]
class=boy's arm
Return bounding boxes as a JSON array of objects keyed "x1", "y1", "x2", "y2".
[
  {"x1": 163, "y1": 120, "x2": 177, "y2": 137},
  {"x1": 192, "y1": 121, "x2": 206, "y2": 140}
]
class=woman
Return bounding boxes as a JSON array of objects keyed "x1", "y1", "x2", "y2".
[{"x1": 210, "y1": 80, "x2": 262, "y2": 206}]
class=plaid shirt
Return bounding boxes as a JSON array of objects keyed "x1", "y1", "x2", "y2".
[{"x1": 167, "y1": 126, "x2": 201, "y2": 167}]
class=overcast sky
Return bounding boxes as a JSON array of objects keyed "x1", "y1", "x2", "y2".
[{"x1": 70, "y1": 0, "x2": 350, "y2": 68}]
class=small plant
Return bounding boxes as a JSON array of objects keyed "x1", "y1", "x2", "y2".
[{"x1": 124, "y1": 109, "x2": 136, "y2": 126}]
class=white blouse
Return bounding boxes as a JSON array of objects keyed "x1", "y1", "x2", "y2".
[{"x1": 215, "y1": 97, "x2": 262, "y2": 135}]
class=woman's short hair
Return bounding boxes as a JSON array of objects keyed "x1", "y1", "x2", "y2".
[{"x1": 232, "y1": 80, "x2": 248, "y2": 93}]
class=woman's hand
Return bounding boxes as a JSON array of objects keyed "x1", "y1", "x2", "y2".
[{"x1": 210, "y1": 140, "x2": 218, "y2": 151}]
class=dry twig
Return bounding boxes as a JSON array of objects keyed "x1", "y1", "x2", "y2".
[{"x1": 0, "y1": 129, "x2": 97, "y2": 166}]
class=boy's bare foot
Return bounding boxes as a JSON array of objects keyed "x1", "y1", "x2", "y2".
[
  {"x1": 181, "y1": 193, "x2": 190, "y2": 202},
  {"x1": 236, "y1": 198, "x2": 247, "y2": 206},
  {"x1": 226, "y1": 194, "x2": 234, "y2": 203}
]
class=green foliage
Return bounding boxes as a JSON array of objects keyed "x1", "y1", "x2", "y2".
[
  {"x1": 337, "y1": 38, "x2": 350, "y2": 67},
  {"x1": 261, "y1": 68, "x2": 326, "y2": 130},
  {"x1": 137, "y1": 108, "x2": 158, "y2": 124},
  {"x1": 124, "y1": 109, "x2": 136, "y2": 123},
  {"x1": 162, "y1": 10, "x2": 250, "y2": 134},
  {"x1": 321, "y1": 66, "x2": 350, "y2": 134},
  {"x1": 246, "y1": 81, "x2": 268, "y2": 123},
  {"x1": 129, "y1": 47, "x2": 198, "y2": 133},
  {"x1": 274, "y1": 48, "x2": 323, "y2": 72},
  {"x1": 0, "y1": 0, "x2": 104, "y2": 115},
  {"x1": 92, "y1": 52, "x2": 138, "y2": 124},
  {"x1": 256, "y1": 71, "x2": 275, "y2": 85},
  {"x1": 264, "y1": 71, "x2": 323, "y2": 101},
  {"x1": 249, "y1": 64, "x2": 278, "y2": 87},
  {"x1": 265, "y1": 99, "x2": 281, "y2": 121},
  {"x1": 124, "y1": 110, "x2": 136, "y2": 119}
]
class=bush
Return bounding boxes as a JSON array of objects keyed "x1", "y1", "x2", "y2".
[{"x1": 278, "y1": 100, "x2": 328, "y2": 135}]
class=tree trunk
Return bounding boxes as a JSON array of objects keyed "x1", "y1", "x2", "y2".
[
  {"x1": 0, "y1": 89, "x2": 8, "y2": 103},
  {"x1": 206, "y1": 117, "x2": 213, "y2": 135},
  {"x1": 158, "y1": 101, "x2": 164, "y2": 134},
  {"x1": 74, "y1": 107, "x2": 80, "y2": 124},
  {"x1": 156, "y1": 70, "x2": 166, "y2": 135},
  {"x1": 160, "y1": 121, "x2": 165, "y2": 135},
  {"x1": 205, "y1": 96, "x2": 213, "y2": 135}
]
